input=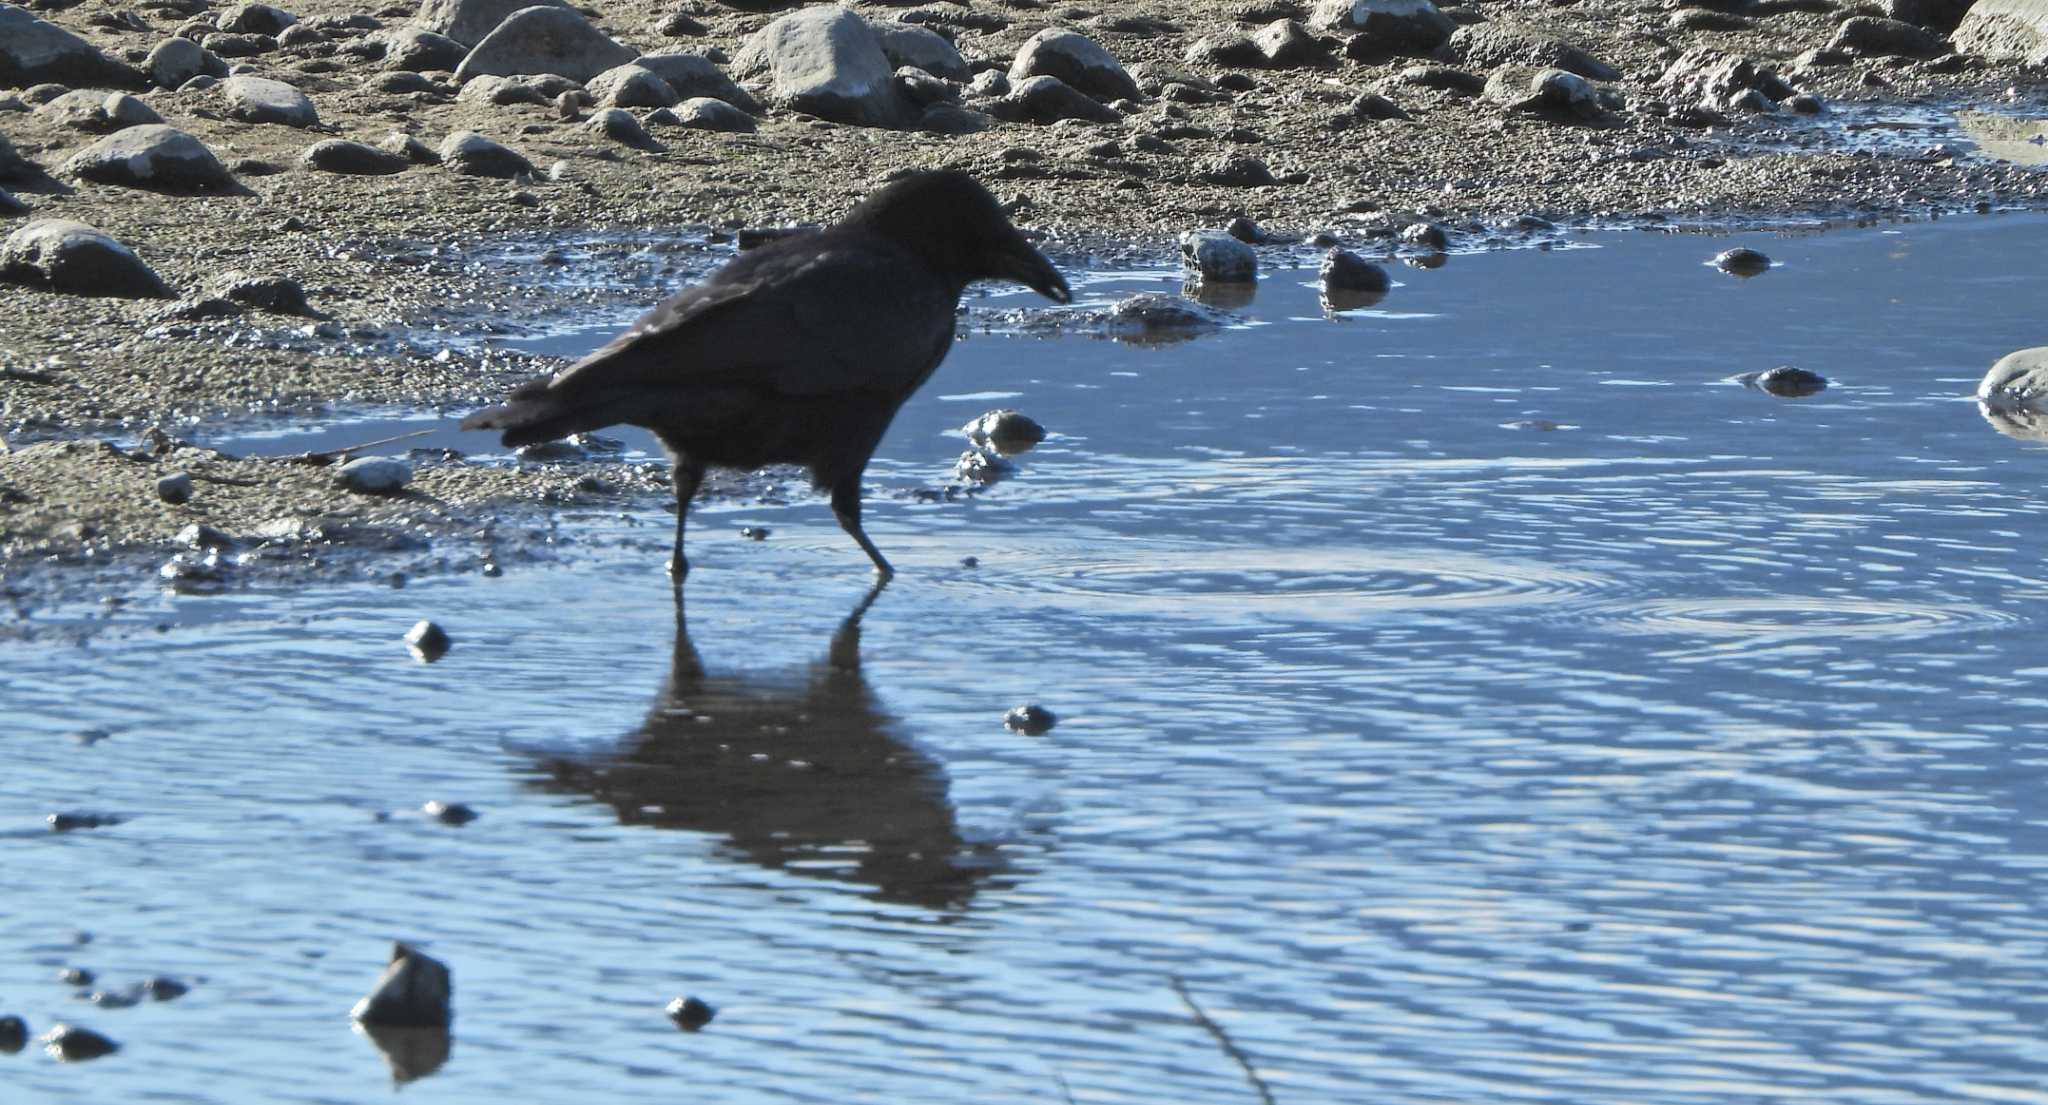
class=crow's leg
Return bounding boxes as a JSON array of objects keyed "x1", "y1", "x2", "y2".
[
  {"x1": 831, "y1": 479, "x2": 895, "y2": 578},
  {"x1": 668, "y1": 459, "x2": 706, "y2": 580}
]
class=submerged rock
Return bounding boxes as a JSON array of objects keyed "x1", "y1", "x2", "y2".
[
  {"x1": 421, "y1": 799, "x2": 476, "y2": 824},
  {"x1": 1180, "y1": 229, "x2": 1257, "y2": 283},
  {"x1": 1712, "y1": 246, "x2": 1772, "y2": 276},
  {"x1": 41, "y1": 1024, "x2": 118, "y2": 1062},
  {"x1": 1003, "y1": 703, "x2": 1058, "y2": 735},
  {"x1": 961, "y1": 409, "x2": 1046, "y2": 455},
  {"x1": 0, "y1": 220, "x2": 173, "y2": 299},
  {"x1": 954, "y1": 448, "x2": 1013, "y2": 484},
  {"x1": 1104, "y1": 292, "x2": 1229, "y2": 344},
  {"x1": 665, "y1": 996, "x2": 715, "y2": 1031},
  {"x1": 1738, "y1": 365, "x2": 1828, "y2": 397},
  {"x1": 0, "y1": 1015, "x2": 26, "y2": 1054},
  {"x1": 404, "y1": 619, "x2": 451, "y2": 662},
  {"x1": 1319, "y1": 248, "x2": 1389, "y2": 309},
  {"x1": 351, "y1": 943, "x2": 453, "y2": 1028}
]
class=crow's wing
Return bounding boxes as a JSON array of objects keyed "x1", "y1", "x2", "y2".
[{"x1": 539, "y1": 233, "x2": 958, "y2": 404}]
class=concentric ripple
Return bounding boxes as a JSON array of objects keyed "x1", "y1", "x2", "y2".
[{"x1": 1591, "y1": 595, "x2": 2024, "y2": 638}]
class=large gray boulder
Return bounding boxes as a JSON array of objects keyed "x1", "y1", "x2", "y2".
[
  {"x1": 1954, "y1": 0, "x2": 2048, "y2": 64},
  {"x1": 63, "y1": 125, "x2": 234, "y2": 191},
  {"x1": 146, "y1": 37, "x2": 229, "y2": 90},
  {"x1": 1309, "y1": 0, "x2": 1454, "y2": 52},
  {"x1": 223, "y1": 75, "x2": 321, "y2": 127},
  {"x1": 636, "y1": 53, "x2": 761, "y2": 113},
  {"x1": 412, "y1": 0, "x2": 572, "y2": 47},
  {"x1": 1, "y1": 8, "x2": 149, "y2": 89},
  {"x1": 438, "y1": 130, "x2": 534, "y2": 177},
  {"x1": 732, "y1": 7, "x2": 908, "y2": 127},
  {"x1": 1180, "y1": 230, "x2": 1257, "y2": 283},
  {"x1": 872, "y1": 22, "x2": 969, "y2": 81},
  {"x1": 0, "y1": 220, "x2": 173, "y2": 298},
  {"x1": 454, "y1": 6, "x2": 636, "y2": 83},
  {"x1": 1007, "y1": 29, "x2": 1139, "y2": 101}
]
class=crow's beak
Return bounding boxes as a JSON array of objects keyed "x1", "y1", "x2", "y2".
[{"x1": 998, "y1": 239, "x2": 1072, "y2": 304}]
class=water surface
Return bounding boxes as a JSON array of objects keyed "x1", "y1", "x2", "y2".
[{"x1": 9, "y1": 215, "x2": 2048, "y2": 1104}]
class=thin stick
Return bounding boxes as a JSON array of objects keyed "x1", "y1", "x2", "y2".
[
  {"x1": 1171, "y1": 976, "x2": 1276, "y2": 1105},
  {"x1": 267, "y1": 427, "x2": 439, "y2": 464}
]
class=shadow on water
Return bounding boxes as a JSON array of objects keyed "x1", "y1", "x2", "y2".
[{"x1": 525, "y1": 583, "x2": 993, "y2": 910}]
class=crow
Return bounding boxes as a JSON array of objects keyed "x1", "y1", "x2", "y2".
[{"x1": 461, "y1": 170, "x2": 1072, "y2": 579}]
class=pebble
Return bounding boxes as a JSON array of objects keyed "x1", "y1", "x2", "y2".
[
  {"x1": 665, "y1": 996, "x2": 715, "y2": 1031},
  {"x1": 49, "y1": 812, "x2": 124, "y2": 831},
  {"x1": 155, "y1": 471, "x2": 194, "y2": 505},
  {"x1": 1400, "y1": 222, "x2": 1448, "y2": 250},
  {"x1": 336, "y1": 456, "x2": 412, "y2": 494},
  {"x1": 404, "y1": 619, "x2": 451, "y2": 662},
  {"x1": 739, "y1": 526, "x2": 770, "y2": 540},
  {"x1": 0, "y1": 1015, "x2": 25, "y2": 1054},
  {"x1": 422, "y1": 799, "x2": 477, "y2": 825},
  {"x1": 1752, "y1": 365, "x2": 1828, "y2": 397},
  {"x1": 1712, "y1": 247, "x2": 1772, "y2": 276},
  {"x1": 1004, "y1": 704, "x2": 1058, "y2": 735},
  {"x1": 350, "y1": 943, "x2": 453, "y2": 1028},
  {"x1": 1319, "y1": 248, "x2": 1390, "y2": 308},
  {"x1": 58, "y1": 967, "x2": 95, "y2": 987},
  {"x1": 144, "y1": 976, "x2": 191, "y2": 1001},
  {"x1": 41, "y1": 1024, "x2": 118, "y2": 1062}
]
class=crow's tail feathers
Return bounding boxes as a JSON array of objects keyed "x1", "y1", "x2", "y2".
[{"x1": 459, "y1": 379, "x2": 634, "y2": 448}]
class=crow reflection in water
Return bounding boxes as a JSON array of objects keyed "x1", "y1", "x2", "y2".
[{"x1": 528, "y1": 585, "x2": 992, "y2": 909}]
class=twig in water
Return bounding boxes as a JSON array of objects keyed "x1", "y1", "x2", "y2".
[
  {"x1": 269, "y1": 427, "x2": 440, "y2": 466},
  {"x1": 1171, "y1": 975, "x2": 1276, "y2": 1105}
]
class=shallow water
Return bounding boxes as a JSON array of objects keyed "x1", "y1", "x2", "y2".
[{"x1": 11, "y1": 214, "x2": 2048, "y2": 1103}]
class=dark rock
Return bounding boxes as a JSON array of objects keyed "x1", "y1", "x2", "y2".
[
  {"x1": 144, "y1": 977, "x2": 190, "y2": 1001},
  {"x1": 731, "y1": 6, "x2": 906, "y2": 126},
  {"x1": 422, "y1": 799, "x2": 476, "y2": 824},
  {"x1": 1204, "y1": 155, "x2": 1276, "y2": 186},
  {"x1": 218, "y1": 274, "x2": 315, "y2": 314},
  {"x1": 1003, "y1": 703, "x2": 1058, "y2": 734},
  {"x1": 1007, "y1": 28, "x2": 1139, "y2": 100},
  {"x1": 0, "y1": 133, "x2": 38, "y2": 181},
  {"x1": 672, "y1": 95, "x2": 756, "y2": 132},
  {"x1": 1748, "y1": 365, "x2": 1827, "y2": 397},
  {"x1": 666, "y1": 996, "x2": 715, "y2": 1031},
  {"x1": 1885, "y1": 0, "x2": 1972, "y2": 31},
  {"x1": 438, "y1": 130, "x2": 534, "y2": 177},
  {"x1": 1, "y1": 219, "x2": 173, "y2": 298},
  {"x1": 1180, "y1": 228, "x2": 1257, "y2": 281},
  {"x1": 1449, "y1": 24, "x2": 1619, "y2": 80},
  {"x1": 222, "y1": 74, "x2": 319, "y2": 126},
  {"x1": 454, "y1": 5, "x2": 636, "y2": 83},
  {"x1": 1712, "y1": 246, "x2": 1772, "y2": 276},
  {"x1": 350, "y1": 943, "x2": 453, "y2": 1028},
  {"x1": 659, "y1": 11, "x2": 708, "y2": 36},
  {"x1": 1186, "y1": 34, "x2": 1267, "y2": 66},
  {"x1": 412, "y1": 0, "x2": 574, "y2": 48},
  {"x1": 993, "y1": 74, "x2": 1119, "y2": 124},
  {"x1": 0, "y1": 8, "x2": 149, "y2": 89},
  {"x1": 41, "y1": 1024, "x2": 118, "y2": 1062},
  {"x1": 457, "y1": 73, "x2": 548, "y2": 105},
  {"x1": 894, "y1": 66, "x2": 958, "y2": 107},
  {"x1": 303, "y1": 138, "x2": 410, "y2": 174},
  {"x1": 1786, "y1": 91, "x2": 1824, "y2": 113},
  {"x1": 0, "y1": 1015, "x2": 25, "y2": 1054},
  {"x1": 48, "y1": 811, "x2": 124, "y2": 830},
  {"x1": 217, "y1": 2, "x2": 297, "y2": 35},
  {"x1": 369, "y1": 70, "x2": 437, "y2": 93},
  {"x1": 636, "y1": 52, "x2": 761, "y2": 113},
  {"x1": 916, "y1": 102, "x2": 989, "y2": 133},
  {"x1": 1313, "y1": 0, "x2": 1454, "y2": 54},
  {"x1": 0, "y1": 187, "x2": 26, "y2": 214},
  {"x1": 739, "y1": 526, "x2": 770, "y2": 540},
  {"x1": 1668, "y1": 9, "x2": 1751, "y2": 31},
  {"x1": 1348, "y1": 91, "x2": 1410, "y2": 120},
  {"x1": 1828, "y1": 15, "x2": 1945, "y2": 56},
  {"x1": 156, "y1": 472, "x2": 194, "y2": 504},
  {"x1": 1251, "y1": 19, "x2": 1327, "y2": 66},
  {"x1": 201, "y1": 32, "x2": 278, "y2": 58},
  {"x1": 1104, "y1": 292, "x2": 1227, "y2": 344},
  {"x1": 961, "y1": 409, "x2": 1046, "y2": 454},
  {"x1": 58, "y1": 968, "x2": 94, "y2": 986},
  {"x1": 1319, "y1": 247, "x2": 1389, "y2": 309},
  {"x1": 376, "y1": 26, "x2": 467, "y2": 71},
  {"x1": 381, "y1": 132, "x2": 439, "y2": 163},
  {"x1": 1508, "y1": 67, "x2": 1600, "y2": 119},
  {"x1": 1226, "y1": 215, "x2": 1265, "y2": 242},
  {"x1": 585, "y1": 106, "x2": 658, "y2": 146}
]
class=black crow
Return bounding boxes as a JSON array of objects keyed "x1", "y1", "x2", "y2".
[{"x1": 461, "y1": 170, "x2": 1072, "y2": 579}]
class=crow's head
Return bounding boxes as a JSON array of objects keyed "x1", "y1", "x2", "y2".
[{"x1": 849, "y1": 170, "x2": 1072, "y2": 304}]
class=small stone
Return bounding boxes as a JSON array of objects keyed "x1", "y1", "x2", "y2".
[
  {"x1": 422, "y1": 799, "x2": 476, "y2": 824},
  {"x1": 0, "y1": 1015, "x2": 25, "y2": 1054},
  {"x1": 201, "y1": 32, "x2": 278, "y2": 58},
  {"x1": 376, "y1": 26, "x2": 467, "y2": 71},
  {"x1": 1003, "y1": 703, "x2": 1058, "y2": 735},
  {"x1": 41, "y1": 1024, "x2": 118, "y2": 1062},
  {"x1": 1203, "y1": 155, "x2": 1275, "y2": 187},
  {"x1": 276, "y1": 23, "x2": 327, "y2": 48},
  {"x1": 739, "y1": 526, "x2": 770, "y2": 540},
  {"x1": 1786, "y1": 92, "x2": 1824, "y2": 114},
  {"x1": 155, "y1": 472, "x2": 193, "y2": 505},
  {"x1": 219, "y1": 274, "x2": 314, "y2": 315},
  {"x1": 222, "y1": 74, "x2": 319, "y2": 126},
  {"x1": 1319, "y1": 248, "x2": 1389, "y2": 309},
  {"x1": 665, "y1": 996, "x2": 715, "y2": 1031},
  {"x1": 58, "y1": 968, "x2": 95, "y2": 987},
  {"x1": 302, "y1": 138, "x2": 410, "y2": 175},
  {"x1": 404, "y1": 619, "x2": 451, "y2": 661},
  {"x1": 585, "y1": 107, "x2": 658, "y2": 148},
  {"x1": 659, "y1": 11, "x2": 707, "y2": 36},
  {"x1": 218, "y1": 2, "x2": 297, "y2": 36},
  {"x1": 49, "y1": 812, "x2": 124, "y2": 831},
  {"x1": 960, "y1": 556, "x2": 979, "y2": 568},
  {"x1": 1225, "y1": 215, "x2": 1265, "y2": 243},
  {"x1": 672, "y1": 96, "x2": 756, "y2": 132},
  {"x1": 1400, "y1": 222, "x2": 1447, "y2": 250},
  {"x1": 337, "y1": 456, "x2": 413, "y2": 494},
  {"x1": 961, "y1": 409, "x2": 1046, "y2": 454},
  {"x1": 1713, "y1": 247, "x2": 1771, "y2": 276},
  {"x1": 176, "y1": 523, "x2": 234, "y2": 551},
  {"x1": 380, "y1": 132, "x2": 440, "y2": 164},
  {"x1": 370, "y1": 70, "x2": 437, "y2": 93},
  {"x1": 1349, "y1": 91, "x2": 1410, "y2": 120},
  {"x1": 955, "y1": 448, "x2": 1014, "y2": 484},
  {"x1": 350, "y1": 943, "x2": 453, "y2": 1029},
  {"x1": 1180, "y1": 229, "x2": 1257, "y2": 282},
  {"x1": 993, "y1": 74, "x2": 1119, "y2": 125},
  {"x1": 144, "y1": 977, "x2": 190, "y2": 1001},
  {"x1": 587, "y1": 63, "x2": 679, "y2": 108},
  {"x1": 439, "y1": 131, "x2": 534, "y2": 178}
]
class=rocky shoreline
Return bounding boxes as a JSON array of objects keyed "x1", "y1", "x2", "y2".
[{"x1": 3, "y1": 0, "x2": 2048, "y2": 603}]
